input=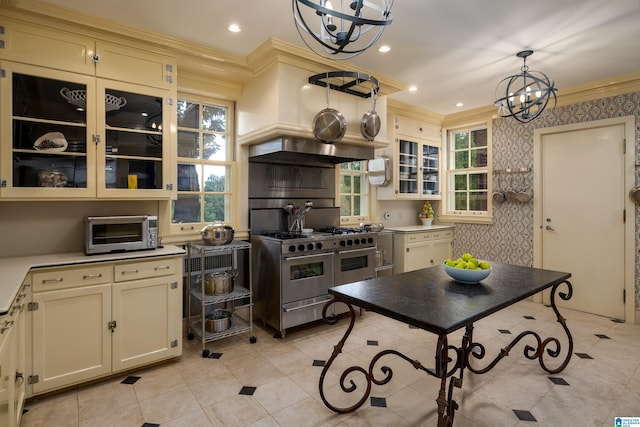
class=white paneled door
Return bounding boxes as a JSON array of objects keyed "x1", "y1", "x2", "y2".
[{"x1": 535, "y1": 118, "x2": 631, "y2": 320}]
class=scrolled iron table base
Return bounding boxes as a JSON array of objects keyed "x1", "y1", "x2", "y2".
[{"x1": 319, "y1": 280, "x2": 573, "y2": 426}]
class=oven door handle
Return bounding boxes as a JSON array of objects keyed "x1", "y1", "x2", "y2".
[
  {"x1": 283, "y1": 296, "x2": 333, "y2": 312},
  {"x1": 337, "y1": 247, "x2": 375, "y2": 256},
  {"x1": 283, "y1": 253, "x2": 333, "y2": 261}
]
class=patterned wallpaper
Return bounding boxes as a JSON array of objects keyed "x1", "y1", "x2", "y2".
[{"x1": 450, "y1": 92, "x2": 640, "y2": 310}]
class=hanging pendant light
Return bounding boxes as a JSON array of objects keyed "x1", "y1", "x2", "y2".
[
  {"x1": 292, "y1": 0, "x2": 394, "y2": 60},
  {"x1": 494, "y1": 50, "x2": 557, "y2": 123}
]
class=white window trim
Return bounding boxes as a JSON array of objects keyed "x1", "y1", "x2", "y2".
[
  {"x1": 338, "y1": 161, "x2": 371, "y2": 225},
  {"x1": 439, "y1": 121, "x2": 493, "y2": 224},
  {"x1": 167, "y1": 94, "x2": 236, "y2": 237}
]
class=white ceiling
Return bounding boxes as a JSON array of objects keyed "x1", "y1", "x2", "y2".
[{"x1": 36, "y1": 0, "x2": 640, "y2": 115}]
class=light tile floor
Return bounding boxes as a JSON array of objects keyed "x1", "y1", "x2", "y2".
[{"x1": 20, "y1": 299, "x2": 640, "y2": 426}]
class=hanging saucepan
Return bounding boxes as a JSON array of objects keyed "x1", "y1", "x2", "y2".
[
  {"x1": 313, "y1": 74, "x2": 346, "y2": 144},
  {"x1": 360, "y1": 88, "x2": 381, "y2": 141}
]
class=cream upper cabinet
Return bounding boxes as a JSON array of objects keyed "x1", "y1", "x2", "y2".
[
  {"x1": 377, "y1": 114, "x2": 442, "y2": 201},
  {"x1": 0, "y1": 61, "x2": 175, "y2": 199},
  {"x1": 95, "y1": 41, "x2": 175, "y2": 90},
  {"x1": 394, "y1": 115, "x2": 441, "y2": 141},
  {"x1": 0, "y1": 20, "x2": 176, "y2": 89},
  {"x1": 0, "y1": 19, "x2": 96, "y2": 75},
  {"x1": 0, "y1": 62, "x2": 97, "y2": 198}
]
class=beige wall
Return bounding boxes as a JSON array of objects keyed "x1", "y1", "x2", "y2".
[{"x1": 0, "y1": 200, "x2": 159, "y2": 257}]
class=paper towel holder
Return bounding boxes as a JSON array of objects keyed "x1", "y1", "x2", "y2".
[{"x1": 368, "y1": 156, "x2": 391, "y2": 186}]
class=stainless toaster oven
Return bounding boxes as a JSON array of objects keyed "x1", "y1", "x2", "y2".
[{"x1": 85, "y1": 215, "x2": 158, "y2": 255}]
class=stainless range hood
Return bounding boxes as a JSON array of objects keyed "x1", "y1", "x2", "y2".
[{"x1": 248, "y1": 136, "x2": 374, "y2": 165}]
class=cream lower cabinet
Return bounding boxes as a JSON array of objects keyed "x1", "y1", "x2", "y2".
[
  {"x1": 393, "y1": 228, "x2": 453, "y2": 273},
  {"x1": 0, "y1": 280, "x2": 29, "y2": 427},
  {"x1": 30, "y1": 257, "x2": 181, "y2": 395}
]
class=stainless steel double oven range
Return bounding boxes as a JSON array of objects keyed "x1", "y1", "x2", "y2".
[{"x1": 249, "y1": 138, "x2": 377, "y2": 338}]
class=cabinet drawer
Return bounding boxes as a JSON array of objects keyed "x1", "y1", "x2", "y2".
[
  {"x1": 32, "y1": 264, "x2": 113, "y2": 292},
  {"x1": 114, "y1": 258, "x2": 177, "y2": 282},
  {"x1": 405, "y1": 229, "x2": 453, "y2": 243}
]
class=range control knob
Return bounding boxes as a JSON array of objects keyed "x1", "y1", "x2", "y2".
[
  {"x1": 354, "y1": 238, "x2": 360, "y2": 245},
  {"x1": 307, "y1": 243, "x2": 314, "y2": 250},
  {"x1": 315, "y1": 242, "x2": 323, "y2": 250},
  {"x1": 340, "y1": 240, "x2": 346, "y2": 247},
  {"x1": 368, "y1": 237, "x2": 374, "y2": 244},
  {"x1": 297, "y1": 244, "x2": 305, "y2": 252},
  {"x1": 347, "y1": 239, "x2": 353, "y2": 246},
  {"x1": 288, "y1": 245, "x2": 296, "y2": 253}
]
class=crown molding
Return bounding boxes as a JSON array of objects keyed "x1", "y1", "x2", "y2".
[
  {"x1": 246, "y1": 38, "x2": 408, "y2": 97},
  {"x1": 387, "y1": 99, "x2": 444, "y2": 125},
  {"x1": 2, "y1": 0, "x2": 253, "y2": 82}
]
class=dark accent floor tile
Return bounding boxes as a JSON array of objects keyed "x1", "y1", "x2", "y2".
[
  {"x1": 370, "y1": 396, "x2": 387, "y2": 407},
  {"x1": 549, "y1": 377, "x2": 570, "y2": 385},
  {"x1": 594, "y1": 334, "x2": 610, "y2": 339},
  {"x1": 513, "y1": 409, "x2": 537, "y2": 422},
  {"x1": 313, "y1": 360, "x2": 326, "y2": 367},
  {"x1": 523, "y1": 315, "x2": 536, "y2": 320},
  {"x1": 367, "y1": 340, "x2": 379, "y2": 346},
  {"x1": 575, "y1": 352, "x2": 593, "y2": 359},
  {"x1": 498, "y1": 329, "x2": 512, "y2": 334},
  {"x1": 208, "y1": 352, "x2": 223, "y2": 359},
  {"x1": 121, "y1": 376, "x2": 141, "y2": 385},
  {"x1": 239, "y1": 386, "x2": 257, "y2": 395},
  {"x1": 141, "y1": 424, "x2": 160, "y2": 427}
]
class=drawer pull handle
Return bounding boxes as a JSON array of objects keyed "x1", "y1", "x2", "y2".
[
  {"x1": 121, "y1": 269, "x2": 139, "y2": 275},
  {"x1": 42, "y1": 278, "x2": 63, "y2": 284},
  {"x1": 83, "y1": 273, "x2": 103, "y2": 279},
  {"x1": 154, "y1": 265, "x2": 171, "y2": 271},
  {"x1": 1, "y1": 320, "x2": 14, "y2": 333}
]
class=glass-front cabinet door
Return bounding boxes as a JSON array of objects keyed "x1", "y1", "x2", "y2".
[
  {"x1": 422, "y1": 144, "x2": 439, "y2": 196},
  {"x1": 96, "y1": 79, "x2": 173, "y2": 198},
  {"x1": 398, "y1": 138, "x2": 419, "y2": 196},
  {"x1": 0, "y1": 62, "x2": 96, "y2": 198},
  {"x1": 0, "y1": 62, "x2": 173, "y2": 199},
  {"x1": 396, "y1": 138, "x2": 440, "y2": 199}
]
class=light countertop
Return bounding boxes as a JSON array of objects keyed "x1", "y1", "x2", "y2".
[
  {"x1": 385, "y1": 224, "x2": 454, "y2": 233},
  {"x1": 0, "y1": 245, "x2": 185, "y2": 315}
]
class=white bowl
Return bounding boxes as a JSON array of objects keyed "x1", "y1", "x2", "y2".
[
  {"x1": 444, "y1": 263, "x2": 491, "y2": 284},
  {"x1": 301, "y1": 228, "x2": 314, "y2": 236}
]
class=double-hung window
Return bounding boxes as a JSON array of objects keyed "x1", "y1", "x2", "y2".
[
  {"x1": 170, "y1": 95, "x2": 235, "y2": 233},
  {"x1": 443, "y1": 125, "x2": 491, "y2": 223},
  {"x1": 339, "y1": 161, "x2": 369, "y2": 222}
]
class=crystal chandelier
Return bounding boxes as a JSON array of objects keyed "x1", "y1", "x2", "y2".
[
  {"x1": 292, "y1": 0, "x2": 394, "y2": 60},
  {"x1": 494, "y1": 50, "x2": 557, "y2": 123}
]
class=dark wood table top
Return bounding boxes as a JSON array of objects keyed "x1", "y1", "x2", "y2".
[{"x1": 329, "y1": 263, "x2": 571, "y2": 335}]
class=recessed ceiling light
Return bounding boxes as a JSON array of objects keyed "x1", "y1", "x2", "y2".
[
  {"x1": 408, "y1": 86, "x2": 418, "y2": 92},
  {"x1": 228, "y1": 23, "x2": 241, "y2": 33},
  {"x1": 377, "y1": 45, "x2": 391, "y2": 53},
  {"x1": 456, "y1": 102, "x2": 464, "y2": 107}
]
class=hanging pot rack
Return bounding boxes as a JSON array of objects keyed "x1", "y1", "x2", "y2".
[{"x1": 308, "y1": 71, "x2": 380, "y2": 98}]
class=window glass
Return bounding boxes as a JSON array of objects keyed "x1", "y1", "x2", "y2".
[
  {"x1": 445, "y1": 126, "x2": 490, "y2": 220},
  {"x1": 339, "y1": 161, "x2": 369, "y2": 220},
  {"x1": 172, "y1": 97, "x2": 234, "y2": 229}
]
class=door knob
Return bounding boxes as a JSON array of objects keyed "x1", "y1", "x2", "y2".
[{"x1": 545, "y1": 225, "x2": 555, "y2": 231}]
